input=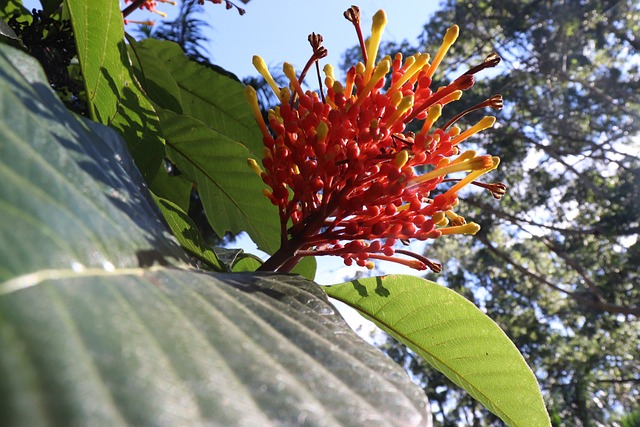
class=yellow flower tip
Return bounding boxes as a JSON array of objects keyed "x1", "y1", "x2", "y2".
[
  {"x1": 373, "y1": 57, "x2": 391, "y2": 79},
  {"x1": 364, "y1": 9, "x2": 388, "y2": 80},
  {"x1": 418, "y1": 104, "x2": 443, "y2": 136},
  {"x1": 283, "y1": 62, "x2": 297, "y2": 82},
  {"x1": 467, "y1": 222, "x2": 481, "y2": 235},
  {"x1": 393, "y1": 149, "x2": 410, "y2": 168},
  {"x1": 244, "y1": 84, "x2": 257, "y2": 102},
  {"x1": 323, "y1": 63, "x2": 335, "y2": 80},
  {"x1": 372, "y1": 9, "x2": 387, "y2": 30},
  {"x1": 480, "y1": 115, "x2": 497, "y2": 129},
  {"x1": 280, "y1": 87, "x2": 291, "y2": 104},
  {"x1": 325, "y1": 75, "x2": 335, "y2": 89},
  {"x1": 354, "y1": 58, "x2": 391, "y2": 108},
  {"x1": 247, "y1": 158, "x2": 263, "y2": 177},
  {"x1": 432, "y1": 211, "x2": 449, "y2": 226},
  {"x1": 387, "y1": 94, "x2": 415, "y2": 128},
  {"x1": 450, "y1": 116, "x2": 497, "y2": 146},
  {"x1": 428, "y1": 103, "x2": 443, "y2": 120},
  {"x1": 426, "y1": 25, "x2": 460, "y2": 78},
  {"x1": 332, "y1": 80, "x2": 344, "y2": 94},
  {"x1": 490, "y1": 156, "x2": 501, "y2": 170},
  {"x1": 436, "y1": 157, "x2": 451, "y2": 168},
  {"x1": 440, "y1": 222, "x2": 481, "y2": 236},
  {"x1": 449, "y1": 90, "x2": 463, "y2": 102},
  {"x1": 469, "y1": 155, "x2": 495, "y2": 170},
  {"x1": 448, "y1": 125, "x2": 461, "y2": 137},
  {"x1": 444, "y1": 25, "x2": 460, "y2": 46},
  {"x1": 262, "y1": 188, "x2": 273, "y2": 198},
  {"x1": 252, "y1": 55, "x2": 282, "y2": 101},
  {"x1": 391, "y1": 90, "x2": 404, "y2": 107},
  {"x1": 366, "y1": 261, "x2": 375, "y2": 270},
  {"x1": 245, "y1": 85, "x2": 270, "y2": 138},
  {"x1": 317, "y1": 121, "x2": 329, "y2": 141},
  {"x1": 455, "y1": 150, "x2": 478, "y2": 163},
  {"x1": 283, "y1": 62, "x2": 305, "y2": 98},
  {"x1": 398, "y1": 94, "x2": 414, "y2": 110},
  {"x1": 252, "y1": 55, "x2": 268, "y2": 74}
]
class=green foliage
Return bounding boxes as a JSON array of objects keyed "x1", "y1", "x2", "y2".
[
  {"x1": 67, "y1": 0, "x2": 165, "y2": 182},
  {"x1": 158, "y1": 108, "x2": 281, "y2": 253},
  {"x1": 127, "y1": 38, "x2": 282, "y2": 255},
  {"x1": 0, "y1": 43, "x2": 429, "y2": 426},
  {"x1": 325, "y1": 275, "x2": 550, "y2": 426}
]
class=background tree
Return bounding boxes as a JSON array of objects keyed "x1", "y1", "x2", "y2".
[{"x1": 345, "y1": 1, "x2": 640, "y2": 425}]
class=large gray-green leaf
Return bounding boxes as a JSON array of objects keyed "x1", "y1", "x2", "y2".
[
  {"x1": 0, "y1": 272, "x2": 430, "y2": 427},
  {"x1": 0, "y1": 44, "x2": 188, "y2": 279},
  {"x1": 0, "y1": 44, "x2": 430, "y2": 426}
]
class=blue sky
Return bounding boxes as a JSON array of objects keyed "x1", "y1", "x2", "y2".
[{"x1": 131, "y1": 0, "x2": 441, "y2": 80}]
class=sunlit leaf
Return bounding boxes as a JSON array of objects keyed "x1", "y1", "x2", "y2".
[
  {"x1": 159, "y1": 108, "x2": 281, "y2": 255},
  {"x1": 66, "y1": 0, "x2": 164, "y2": 181},
  {"x1": 128, "y1": 38, "x2": 264, "y2": 158},
  {"x1": 325, "y1": 275, "x2": 551, "y2": 427}
]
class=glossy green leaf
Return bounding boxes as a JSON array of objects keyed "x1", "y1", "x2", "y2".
[
  {"x1": 159, "y1": 108, "x2": 281, "y2": 255},
  {"x1": 126, "y1": 36, "x2": 184, "y2": 114},
  {"x1": 290, "y1": 256, "x2": 317, "y2": 281},
  {"x1": 152, "y1": 194, "x2": 224, "y2": 271},
  {"x1": 66, "y1": 0, "x2": 164, "y2": 181},
  {"x1": 0, "y1": 44, "x2": 430, "y2": 426},
  {"x1": 0, "y1": 272, "x2": 430, "y2": 427},
  {"x1": 128, "y1": 38, "x2": 264, "y2": 158},
  {"x1": 65, "y1": 0, "x2": 124, "y2": 123},
  {"x1": 325, "y1": 275, "x2": 551, "y2": 427}
]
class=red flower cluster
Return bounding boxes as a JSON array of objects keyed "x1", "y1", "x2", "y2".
[{"x1": 247, "y1": 7, "x2": 505, "y2": 273}]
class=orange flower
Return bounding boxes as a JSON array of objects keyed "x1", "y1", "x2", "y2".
[{"x1": 247, "y1": 6, "x2": 505, "y2": 273}]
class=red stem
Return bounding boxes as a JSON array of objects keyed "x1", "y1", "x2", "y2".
[{"x1": 122, "y1": 0, "x2": 147, "y2": 18}]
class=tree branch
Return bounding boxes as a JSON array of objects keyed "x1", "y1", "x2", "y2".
[{"x1": 476, "y1": 233, "x2": 640, "y2": 317}]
